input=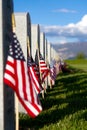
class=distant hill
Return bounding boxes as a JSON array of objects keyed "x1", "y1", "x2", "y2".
[{"x1": 52, "y1": 42, "x2": 87, "y2": 59}]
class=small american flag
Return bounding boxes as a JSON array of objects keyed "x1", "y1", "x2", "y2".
[
  {"x1": 4, "y1": 32, "x2": 42, "y2": 118},
  {"x1": 50, "y1": 60, "x2": 57, "y2": 85},
  {"x1": 27, "y1": 55, "x2": 42, "y2": 94},
  {"x1": 30, "y1": 56, "x2": 41, "y2": 87},
  {"x1": 39, "y1": 52, "x2": 49, "y2": 83},
  {"x1": 35, "y1": 49, "x2": 49, "y2": 83},
  {"x1": 50, "y1": 61, "x2": 56, "y2": 80},
  {"x1": 27, "y1": 55, "x2": 42, "y2": 111}
]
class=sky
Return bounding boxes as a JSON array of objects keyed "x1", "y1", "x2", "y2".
[{"x1": 14, "y1": 0, "x2": 87, "y2": 44}]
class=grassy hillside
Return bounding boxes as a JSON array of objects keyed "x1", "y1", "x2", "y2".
[
  {"x1": 19, "y1": 59, "x2": 87, "y2": 130},
  {"x1": 65, "y1": 59, "x2": 87, "y2": 72}
]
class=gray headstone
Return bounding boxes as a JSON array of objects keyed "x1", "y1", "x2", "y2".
[
  {"x1": 45, "y1": 39, "x2": 47, "y2": 61},
  {"x1": 0, "y1": 0, "x2": 15, "y2": 130},
  {"x1": 47, "y1": 41, "x2": 51, "y2": 64},
  {"x1": 40, "y1": 32, "x2": 45, "y2": 59},
  {"x1": 31, "y1": 24, "x2": 40, "y2": 60},
  {"x1": 14, "y1": 12, "x2": 31, "y2": 113},
  {"x1": 15, "y1": 12, "x2": 31, "y2": 60}
]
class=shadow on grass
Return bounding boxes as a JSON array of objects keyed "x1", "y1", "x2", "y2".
[{"x1": 19, "y1": 68, "x2": 87, "y2": 130}]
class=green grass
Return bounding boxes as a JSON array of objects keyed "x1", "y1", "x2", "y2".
[
  {"x1": 65, "y1": 59, "x2": 87, "y2": 72},
  {"x1": 19, "y1": 59, "x2": 87, "y2": 130}
]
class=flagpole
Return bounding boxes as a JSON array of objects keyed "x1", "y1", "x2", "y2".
[
  {"x1": 36, "y1": 43, "x2": 41, "y2": 79},
  {"x1": 15, "y1": 94, "x2": 19, "y2": 130},
  {"x1": 12, "y1": 13, "x2": 19, "y2": 130},
  {"x1": 27, "y1": 36, "x2": 30, "y2": 56}
]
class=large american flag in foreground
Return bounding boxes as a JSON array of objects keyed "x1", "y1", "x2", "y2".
[{"x1": 4, "y1": 32, "x2": 42, "y2": 118}]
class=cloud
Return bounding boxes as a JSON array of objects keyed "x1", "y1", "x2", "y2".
[
  {"x1": 52, "y1": 8, "x2": 77, "y2": 13},
  {"x1": 40, "y1": 15, "x2": 87, "y2": 44}
]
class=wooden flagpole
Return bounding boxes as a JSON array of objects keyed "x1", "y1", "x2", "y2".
[
  {"x1": 15, "y1": 94, "x2": 19, "y2": 130},
  {"x1": 12, "y1": 13, "x2": 19, "y2": 130}
]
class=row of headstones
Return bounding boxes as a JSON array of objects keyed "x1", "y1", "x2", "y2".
[
  {"x1": 0, "y1": 0, "x2": 60, "y2": 130},
  {"x1": 14, "y1": 12, "x2": 60, "y2": 112},
  {"x1": 14, "y1": 12, "x2": 59, "y2": 64}
]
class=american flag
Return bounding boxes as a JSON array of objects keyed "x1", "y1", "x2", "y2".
[
  {"x1": 50, "y1": 61, "x2": 56, "y2": 79},
  {"x1": 27, "y1": 55, "x2": 42, "y2": 94},
  {"x1": 4, "y1": 32, "x2": 42, "y2": 118},
  {"x1": 35, "y1": 50, "x2": 49, "y2": 83},
  {"x1": 30, "y1": 56, "x2": 41, "y2": 87},
  {"x1": 27, "y1": 55, "x2": 42, "y2": 110},
  {"x1": 39, "y1": 52, "x2": 49, "y2": 83},
  {"x1": 50, "y1": 60, "x2": 57, "y2": 85}
]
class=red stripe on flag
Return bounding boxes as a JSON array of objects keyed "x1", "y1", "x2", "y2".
[
  {"x1": 29, "y1": 67, "x2": 42, "y2": 93},
  {"x1": 28, "y1": 70, "x2": 35, "y2": 104},
  {"x1": 4, "y1": 78, "x2": 15, "y2": 90}
]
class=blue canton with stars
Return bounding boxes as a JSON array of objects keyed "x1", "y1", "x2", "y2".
[{"x1": 9, "y1": 32, "x2": 25, "y2": 61}]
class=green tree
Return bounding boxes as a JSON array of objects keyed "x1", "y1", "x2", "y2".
[{"x1": 76, "y1": 52, "x2": 86, "y2": 59}]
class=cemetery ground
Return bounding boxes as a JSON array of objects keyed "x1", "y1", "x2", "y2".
[{"x1": 19, "y1": 59, "x2": 87, "y2": 130}]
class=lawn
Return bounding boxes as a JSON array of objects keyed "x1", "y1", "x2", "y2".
[
  {"x1": 19, "y1": 59, "x2": 87, "y2": 130},
  {"x1": 65, "y1": 59, "x2": 87, "y2": 72}
]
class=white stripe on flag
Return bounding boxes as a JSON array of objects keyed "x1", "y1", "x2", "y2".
[
  {"x1": 6, "y1": 64, "x2": 14, "y2": 74},
  {"x1": 17, "y1": 60, "x2": 24, "y2": 99},
  {"x1": 4, "y1": 73, "x2": 15, "y2": 86},
  {"x1": 30, "y1": 67, "x2": 40, "y2": 94},
  {"x1": 24, "y1": 100, "x2": 42, "y2": 116},
  {"x1": 8, "y1": 56, "x2": 14, "y2": 63},
  {"x1": 41, "y1": 68, "x2": 48, "y2": 70}
]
